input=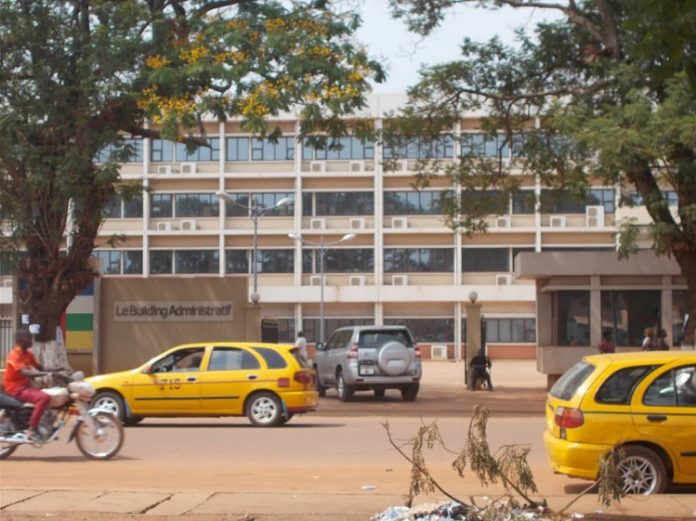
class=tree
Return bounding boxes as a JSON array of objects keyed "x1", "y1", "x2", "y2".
[
  {"x1": 386, "y1": 0, "x2": 696, "y2": 343},
  {"x1": 0, "y1": 1, "x2": 384, "y2": 346}
]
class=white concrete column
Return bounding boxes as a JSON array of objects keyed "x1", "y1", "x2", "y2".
[
  {"x1": 374, "y1": 118, "x2": 384, "y2": 287},
  {"x1": 374, "y1": 302, "x2": 383, "y2": 325},
  {"x1": 143, "y1": 134, "x2": 151, "y2": 277},
  {"x1": 218, "y1": 121, "x2": 226, "y2": 278},
  {"x1": 454, "y1": 301, "x2": 462, "y2": 361},
  {"x1": 293, "y1": 122, "x2": 303, "y2": 286}
]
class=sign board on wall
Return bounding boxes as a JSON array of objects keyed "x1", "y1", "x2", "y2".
[{"x1": 114, "y1": 301, "x2": 233, "y2": 322}]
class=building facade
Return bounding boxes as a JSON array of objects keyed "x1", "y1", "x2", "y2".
[{"x1": 1, "y1": 94, "x2": 680, "y2": 361}]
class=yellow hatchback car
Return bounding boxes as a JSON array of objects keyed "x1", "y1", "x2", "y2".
[
  {"x1": 545, "y1": 351, "x2": 696, "y2": 494},
  {"x1": 87, "y1": 342, "x2": 318, "y2": 427}
]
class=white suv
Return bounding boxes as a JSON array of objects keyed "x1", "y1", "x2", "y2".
[{"x1": 313, "y1": 325, "x2": 422, "y2": 402}]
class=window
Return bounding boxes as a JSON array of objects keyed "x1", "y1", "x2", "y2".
[
  {"x1": 304, "y1": 248, "x2": 374, "y2": 273},
  {"x1": 512, "y1": 190, "x2": 536, "y2": 214},
  {"x1": 252, "y1": 347, "x2": 288, "y2": 369},
  {"x1": 103, "y1": 198, "x2": 121, "y2": 219},
  {"x1": 226, "y1": 136, "x2": 296, "y2": 161},
  {"x1": 554, "y1": 291, "x2": 590, "y2": 346},
  {"x1": 151, "y1": 347, "x2": 205, "y2": 373},
  {"x1": 315, "y1": 192, "x2": 373, "y2": 216},
  {"x1": 123, "y1": 251, "x2": 143, "y2": 274},
  {"x1": 601, "y1": 290, "x2": 661, "y2": 347},
  {"x1": 150, "y1": 139, "x2": 175, "y2": 162},
  {"x1": 643, "y1": 366, "x2": 696, "y2": 407},
  {"x1": 174, "y1": 193, "x2": 219, "y2": 217},
  {"x1": 460, "y1": 134, "x2": 510, "y2": 158},
  {"x1": 150, "y1": 251, "x2": 173, "y2": 274},
  {"x1": 588, "y1": 189, "x2": 615, "y2": 213},
  {"x1": 255, "y1": 249, "x2": 294, "y2": 273},
  {"x1": 226, "y1": 250, "x2": 249, "y2": 274},
  {"x1": 95, "y1": 251, "x2": 121, "y2": 274},
  {"x1": 226, "y1": 137, "x2": 249, "y2": 161},
  {"x1": 276, "y1": 318, "x2": 295, "y2": 343},
  {"x1": 460, "y1": 190, "x2": 509, "y2": 215},
  {"x1": 95, "y1": 138, "x2": 143, "y2": 163},
  {"x1": 150, "y1": 194, "x2": 173, "y2": 218},
  {"x1": 541, "y1": 188, "x2": 615, "y2": 214},
  {"x1": 303, "y1": 136, "x2": 375, "y2": 160},
  {"x1": 175, "y1": 138, "x2": 220, "y2": 161},
  {"x1": 461, "y1": 248, "x2": 509, "y2": 272},
  {"x1": 302, "y1": 318, "x2": 372, "y2": 343},
  {"x1": 550, "y1": 361, "x2": 595, "y2": 400},
  {"x1": 208, "y1": 347, "x2": 260, "y2": 371},
  {"x1": 383, "y1": 135, "x2": 454, "y2": 159},
  {"x1": 595, "y1": 366, "x2": 654, "y2": 405},
  {"x1": 123, "y1": 195, "x2": 143, "y2": 218},
  {"x1": 95, "y1": 251, "x2": 142, "y2": 275},
  {"x1": 485, "y1": 318, "x2": 536, "y2": 343},
  {"x1": 384, "y1": 248, "x2": 453, "y2": 272},
  {"x1": 383, "y1": 318, "x2": 454, "y2": 342},
  {"x1": 384, "y1": 191, "x2": 451, "y2": 215},
  {"x1": 175, "y1": 250, "x2": 219, "y2": 274},
  {"x1": 224, "y1": 192, "x2": 294, "y2": 217},
  {"x1": 358, "y1": 329, "x2": 415, "y2": 348}
]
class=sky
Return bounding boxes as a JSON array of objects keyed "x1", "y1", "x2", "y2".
[{"x1": 354, "y1": 1, "x2": 561, "y2": 93}]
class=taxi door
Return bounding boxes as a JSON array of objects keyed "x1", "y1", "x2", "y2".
[
  {"x1": 632, "y1": 363, "x2": 696, "y2": 478},
  {"x1": 199, "y1": 346, "x2": 263, "y2": 414},
  {"x1": 128, "y1": 346, "x2": 205, "y2": 415}
]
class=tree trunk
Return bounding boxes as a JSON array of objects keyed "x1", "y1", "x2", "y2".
[
  {"x1": 674, "y1": 250, "x2": 696, "y2": 348},
  {"x1": 31, "y1": 339, "x2": 71, "y2": 387}
]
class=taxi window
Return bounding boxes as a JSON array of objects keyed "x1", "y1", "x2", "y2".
[
  {"x1": 644, "y1": 365, "x2": 696, "y2": 407},
  {"x1": 208, "y1": 347, "x2": 260, "y2": 371},
  {"x1": 550, "y1": 361, "x2": 595, "y2": 400},
  {"x1": 151, "y1": 347, "x2": 205, "y2": 373},
  {"x1": 595, "y1": 366, "x2": 654, "y2": 405},
  {"x1": 252, "y1": 347, "x2": 288, "y2": 369}
]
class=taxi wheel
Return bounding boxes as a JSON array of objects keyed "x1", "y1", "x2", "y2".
[
  {"x1": 617, "y1": 446, "x2": 668, "y2": 495},
  {"x1": 246, "y1": 392, "x2": 283, "y2": 427},
  {"x1": 92, "y1": 391, "x2": 125, "y2": 422}
]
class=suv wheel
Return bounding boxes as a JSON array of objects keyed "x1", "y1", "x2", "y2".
[
  {"x1": 401, "y1": 384, "x2": 419, "y2": 402},
  {"x1": 314, "y1": 367, "x2": 326, "y2": 397},
  {"x1": 373, "y1": 388, "x2": 386, "y2": 399},
  {"x1": 337, "y1": 372, "x2": 354, "y2": 402}
]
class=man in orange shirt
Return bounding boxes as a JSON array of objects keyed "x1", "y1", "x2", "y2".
[{"x1": 3, "y1": 328, "x2": 54, "y2": 441}]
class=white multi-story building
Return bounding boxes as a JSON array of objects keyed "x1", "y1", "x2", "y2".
[{"x1": 4, "y1": 94, "x2": 681, "y2": 360}]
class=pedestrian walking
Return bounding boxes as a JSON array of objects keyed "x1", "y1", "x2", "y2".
[
  {"x1": 597, "y1": 329, "x2": 615, "y2": 354},
  {"x1": 642, "y1": 327, "x2": 655, "y2": 351},
  {"x1": 655, "y1": 329, "x2": 670, "y2": 351},
  {"x1": 295, "y1": 331, "x2": 308, "y2": 364}
]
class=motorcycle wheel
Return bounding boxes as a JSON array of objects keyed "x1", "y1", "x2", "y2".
[
  {"x1": 75, "y1": 412, "x2": 124, "y2": 460},
  {"x1": 0, "y1": 416, "x2": 19, "y2": 460}
]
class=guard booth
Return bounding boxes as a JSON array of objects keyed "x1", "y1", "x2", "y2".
[{"x1": 261, "y1": 319, "x2": 279, "y2": 343}]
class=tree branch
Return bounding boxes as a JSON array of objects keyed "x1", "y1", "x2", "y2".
[{"x1": 195, "y1": 0, "x2": 251, "y2": 17}]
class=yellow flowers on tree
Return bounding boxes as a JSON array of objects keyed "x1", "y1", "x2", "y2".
[{"x1": 0, "y1": 0, "x2": 384, "y2": 346}]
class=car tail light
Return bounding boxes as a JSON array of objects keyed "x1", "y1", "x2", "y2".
[
  {"x1": 554, "y1": 406, "x2": 584, "y2": 428},
  {"x1": 293, "y1": 371, "x2": 312, "y2": 385},
  {"x1": 347, "y1": 342, "x2": 359, "y2": 359},
  {"x1": 414, "y1": 343, "x2": 422, "y2": 358},
  {"x1": 277, "y1": 377, "x2": 290, "y2": 388}
]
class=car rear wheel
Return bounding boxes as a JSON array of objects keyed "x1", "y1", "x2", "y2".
[
  {"x1": 314, "y1": 367, "x2": 326, "y2": 397},
  {"x1": 92, "y1": 391, "x2": 125, "y2": 423},
  {"x1": 401, "y1": 384, "x2": 419, "y2": 402},
  {"x1": 246, "y1": 392, "x2": 283, "y2": 427},
  {"x1": 337, "y1": 372, "x2": 354, "y2": 402},
  {"x1": 617, "y1": 446, "x2": 668, "y2": 495}
]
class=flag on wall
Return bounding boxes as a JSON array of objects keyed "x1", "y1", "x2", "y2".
[{"x1": 60, "y1": 282, "x2": 94, "y2": 351}]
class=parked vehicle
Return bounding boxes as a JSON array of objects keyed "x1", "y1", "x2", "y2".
[
  {"x1": 544, "y1": 351, "x2": 696, "y2": 494},
  {"x1": 313, "y1": 325, "x2": 422, "y2": 402},
  {"x1": 87, "y1": 342, "x2": 317, "y2": 427},
  {"x1": 0, "y1": 371, "x2": 124, "y2": 460}
]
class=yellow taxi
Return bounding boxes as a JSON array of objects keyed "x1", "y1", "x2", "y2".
[
  {"x1": 87, "y1": 342, "x2": 318, "y2": 427},
  {"x1": 544, "y1": 351, "x2": 696, "y2": 494}
]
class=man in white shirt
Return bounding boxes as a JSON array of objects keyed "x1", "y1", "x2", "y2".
[{"x1": 295, "y1": 331, "x2": 308, "y2": 364}]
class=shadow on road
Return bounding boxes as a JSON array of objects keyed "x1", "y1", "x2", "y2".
[{"x1": 130, "y1": 422, "x2": 346, "y2": 429}]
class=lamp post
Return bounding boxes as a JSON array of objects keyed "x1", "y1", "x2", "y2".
[
  {"x1": 216, "y1": 191, "x2": 293, "y2": 304},
  {"x1": 288, "y1": 232, "x2": 356, "y2": 343}
]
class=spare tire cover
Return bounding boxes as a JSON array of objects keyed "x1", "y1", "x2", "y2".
[{"x1": 377, "y1": 341, "x2": 413, "y2": 376}]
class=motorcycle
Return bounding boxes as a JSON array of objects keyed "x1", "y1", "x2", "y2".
[{"x1": 0, "y1": 371, "x2": 124, "y2": 460}]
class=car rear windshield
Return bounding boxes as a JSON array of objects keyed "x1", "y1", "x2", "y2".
[
  {"x1": 358, "y1": 330, "x2": 414, "y2": 348},
  {"x1": 550, "y1": 361, "x2": 595, "y2": 401}
]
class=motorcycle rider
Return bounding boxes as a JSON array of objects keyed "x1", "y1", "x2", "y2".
[
  {"x1": 469, "y1": 348, "x2": 493, "y2": 391},
  {"x1": 2, "y1": 328, "x2": 56, "y2": 441}
]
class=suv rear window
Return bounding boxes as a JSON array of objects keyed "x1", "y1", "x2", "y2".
[
  {"x1": 358, "y1": 330, "x2": 414, "y2": 348},
  {"x1": 550, "y1": 361, "x2": 595, "y2": 401}
]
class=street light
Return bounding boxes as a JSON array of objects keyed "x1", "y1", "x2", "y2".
[
  {"x1": 216, "y1": 191, "x2": 293, "y2": 304},
  {"x1": 288, "y1": 232, "x2": 356, "y2": 343}
]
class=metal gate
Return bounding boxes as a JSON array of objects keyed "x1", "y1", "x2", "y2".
[{"x1": 0, "y1": 318, "x2": 13, "y2": 365}]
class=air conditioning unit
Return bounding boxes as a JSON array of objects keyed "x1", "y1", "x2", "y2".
[
  {"x1": 585, "y1": 205, "x2": 605, "y2": 228},
  {"x1": 495, "y1": 215, "x2": 511, "y2": 228},
  {"x1": 310, "y1": 161, "x2": 326, "y2": 173},
  {"x1": 349, "y1": 160, "x2": 365, "y2": 173},
  {"x1": 310, "y1": 218, "x2": 326, "y2": 230},
  {"x1": 180, "y1": 162, "x2": 197, "y2": 174},
  {"x1": 155, "y1": 165, "x2": 172, "y2": 175},
  {"x1": 496, "y1": 274, "x2": 512, "y2": 286},
  {"x1": 348, "y1": 275, "x2": 366, "y2": 286},
  {"x1": 430, "y1": 344, "x2": 448, "y2": 361},
  {"x1": 391, "y1": 217, "x2": 408, "y2": 229},
  {"x1": 310, "y1": 275, "x2": 322, "y2": 286},
  {"x1": 396, "y1": 159, "x2": 409, "y2": 172},
  {"x1": 180, "y1": 219, "x2": 197, "y2": 231},
  {"x1": 349, "y1": 217, "x2": 365, "y2": 230},
  {"x1": 392, "y1": 274, "x2": 409, "y2": 286},
  {"x1": 157, "y1": 221, "x2": 172, "y2": 231},
  {"x1": 549, "y1": 215, "x2": 567, "y2": 228}
]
